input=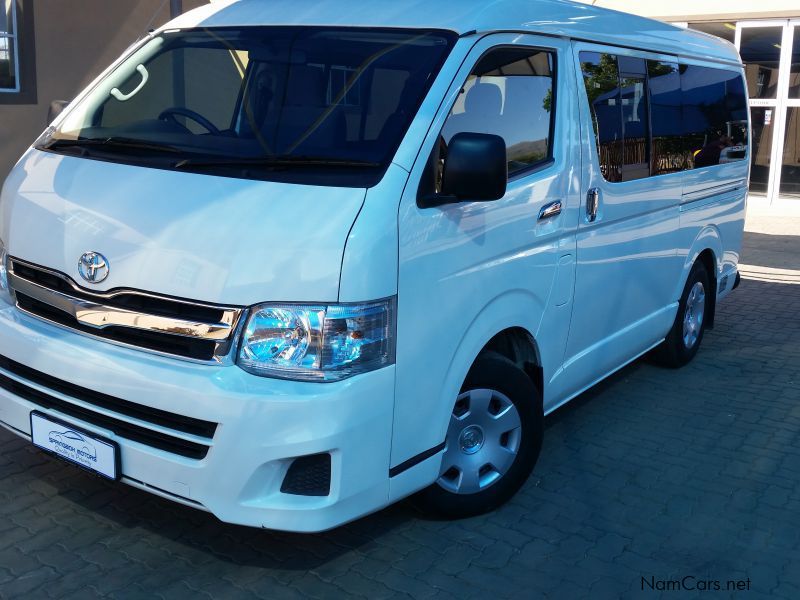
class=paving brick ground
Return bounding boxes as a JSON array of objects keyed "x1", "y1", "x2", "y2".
[{"x1": 1, "y1": 216, "x2": 798, "y2": 599}]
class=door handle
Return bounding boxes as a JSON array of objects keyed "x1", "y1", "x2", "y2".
[
  {"x1": 538, "y1": 200, "x2": 563, "y2": 221},
  {"x1": 586, "y1": 188, "x2": 600, "y2": 223}
]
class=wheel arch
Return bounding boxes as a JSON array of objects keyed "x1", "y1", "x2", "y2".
[
  {"x1": 695, "y1": 248, "x2": 717, "y2": 329},
  {"x1": 678, "y1": 227, "x2": 722, "y2": 329},
  {"x1": 441, "y1": 290, "x2": 546, "y2": 420},
  {"x1": 478, "y1": 327, "x2": 543, "y2": 394}
]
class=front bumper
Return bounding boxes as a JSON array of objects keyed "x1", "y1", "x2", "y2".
[{"x1": 0, "y1": 303, "x2": 395, "y2": 532}]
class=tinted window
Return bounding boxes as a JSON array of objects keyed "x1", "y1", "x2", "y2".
[
  {"x1": 618, "y1": 56, "x2": 650, "y2": 181},
  {"x1": 580, "y1": 51, "x2": 749, "y2": 180},
  {"x1": 681, "y1": 64, "x2": 749, "y2": 169},
  {"x1": 442, "y1": 47, "x2": 555, "y2": 177},
  {"x1": 580, "y1": 52, "x2": 650, "y2": 182},
  {"x1": 648, "y1": 60, "x2": 684, "y2": 175},
  {"x1": 580, "y1": 52, "x2": 623, "y2": 182}
]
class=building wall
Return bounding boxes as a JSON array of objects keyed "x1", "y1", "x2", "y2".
[
  {"x1": 576, "y1": 0, "x2": 800, "y2": 22},
  {"x1": 0, "y1": 0, "x2": 208, "y2": 181}
]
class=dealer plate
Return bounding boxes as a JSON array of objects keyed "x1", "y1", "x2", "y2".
[{"x1": 30, "y1": 412, "x2": 119, "y2": 480}]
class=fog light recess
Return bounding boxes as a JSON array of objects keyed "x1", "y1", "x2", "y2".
[{"x1": 280, "y1": 453, "x2": 332, "y2": 497}]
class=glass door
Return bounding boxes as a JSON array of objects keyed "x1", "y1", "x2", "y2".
[
  {"x1": 736, "y1": 22, "x2": 785, "y2": 200},
  {"x1": 738, "y1": 20, "x2": 800, "y2": 202},
  {"x1": 779, "y1": 21, "x2": 800, "y2": 199}
]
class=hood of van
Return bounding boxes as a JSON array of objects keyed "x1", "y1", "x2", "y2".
[{"x1": 0, "y1": 150, "x2": 367, "y2": 306}]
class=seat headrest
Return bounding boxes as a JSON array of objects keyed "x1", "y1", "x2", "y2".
[{"x1": 465, "y1": 82, "x2": 503, "y2": 116}]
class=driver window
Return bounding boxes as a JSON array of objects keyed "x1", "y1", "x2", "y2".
[{"x1": 442, "y1": 47, "x2": 556, "y2": 177}]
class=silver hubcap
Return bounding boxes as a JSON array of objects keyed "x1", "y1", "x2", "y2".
[
  {"x1": 437, "y1": 389, "x2": 522, "y2": 495},
  {"x1": 682, "y1": 281, "x2": 706, "y2": 349}
]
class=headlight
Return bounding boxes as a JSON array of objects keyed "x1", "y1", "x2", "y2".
[
  {"x1": 237, "y1": 298, "x2": 396, "y2": 382},
  {"x1": 0, "y1": 239, "x2": 12, "y2": 306}
]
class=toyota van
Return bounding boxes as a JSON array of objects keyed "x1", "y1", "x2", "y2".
[{"x1": 0, "y1": 0, "x2": 749, "y2": 532}]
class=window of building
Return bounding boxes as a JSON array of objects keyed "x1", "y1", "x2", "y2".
[
  {"x1": 687, "y1": 22, "x2": 736, "y2": 44},
  {"x1": 328, "y1": 65, "x2": 362, "y2": 107},
  {"x1": 790, "y1": 27, "x2": 800, "y2": 100},
  {"x1": 442, "y1": 47, "x2": 555, "y2": 178},
  {"x1": 739, "y1": 26, "x2": 783, "y2": 100},
  {"x1": 0, "y1": 0, "x2": 19, "y2": 92}
]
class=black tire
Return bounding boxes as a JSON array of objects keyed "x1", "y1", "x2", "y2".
[
  {"x1": 654, "y1": 260, "x2": 710, "y2": 368},
  {"x1": 413, "y1": 353, "x2": 543, "y2": 519}
]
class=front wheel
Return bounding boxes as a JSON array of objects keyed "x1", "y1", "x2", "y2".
[
  {"x1": 413, "y1": 353, "x2": 543, "y2": 518},
  {"x1": 654, "y1": 260, "x2": 710, "y2": 368}
]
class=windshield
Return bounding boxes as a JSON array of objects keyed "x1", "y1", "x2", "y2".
[{"x1": 41, "y1": 27, "x2": 457, "y2": 187}]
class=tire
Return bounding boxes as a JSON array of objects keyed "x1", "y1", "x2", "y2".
[
  {"x1": 413, "y1": 353, "x2": 543, "y2": 519},
  {"x1": 654, "y1": 260, "x2": 710, "y2": 368}
]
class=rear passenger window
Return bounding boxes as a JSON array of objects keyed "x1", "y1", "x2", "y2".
[
  {"x1": 580, "y1": 52, "x2": 650, "y2": 182},
  {"x1": 580, "y1": 51, "x2": 749, "y2": 180},
  {"x1": 648, "y1": 60, "x2": 684, "y2": 175},
  {"x1": 618, "y1": 56, "x2": 650, "y2": 181},
  {"x1": 680, "y1": 64, "x2": 749, "y2": 169},
  {"x1": 442, "y1": 47, "x2": 555, "y2": 178}
]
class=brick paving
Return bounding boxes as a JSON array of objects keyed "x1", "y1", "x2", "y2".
[{"x1": 1, "y1": 216, "x2": 799, "y2": 599}]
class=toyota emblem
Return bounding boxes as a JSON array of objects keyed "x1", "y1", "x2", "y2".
[{"x1": 78, "y1": 251, "x2": 110, "y2": 284}]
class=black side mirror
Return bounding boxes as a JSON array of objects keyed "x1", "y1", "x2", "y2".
[
  {"x1": 47, "y1": 100, "x2": 70, "y2": 125},
  {"x1": 419, "y1": 132, "x2": 507, "y2": 208}
]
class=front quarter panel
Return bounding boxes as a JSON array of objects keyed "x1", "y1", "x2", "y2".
[{"x1": 337, "y1": 163, "x2": 409, "y2": 302}]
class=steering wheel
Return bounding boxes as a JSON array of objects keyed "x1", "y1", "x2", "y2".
[{"x1": 158, "y1": 107, "x2": 221, "y2": 135}]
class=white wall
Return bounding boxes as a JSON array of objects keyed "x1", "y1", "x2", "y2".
[{"x1": 575, "y1": 0, "x2": 800, "y2": 22}]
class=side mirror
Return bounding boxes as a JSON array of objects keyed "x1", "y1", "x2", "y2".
[
  {"x1": 442, "y1": 133, "x2": 507, "y2": 201},
  {"x1": 425, "y1": 132, "x2": 506, "y2": 207},
  {"x1": 47, "y1": 100, "x2": 70, "y2": 125}
]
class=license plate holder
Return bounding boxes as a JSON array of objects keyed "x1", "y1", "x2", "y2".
[{"x1": 30, "y1": 412, "x2": 120, "y2": 480}]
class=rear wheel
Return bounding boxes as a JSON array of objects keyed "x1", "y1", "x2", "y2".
[
  {"x1": 414, "y1": 353, "x2": 543, "y2": 518},
  {"x1": 654, "y1": 260, "x2": 710, "y2": 368}
]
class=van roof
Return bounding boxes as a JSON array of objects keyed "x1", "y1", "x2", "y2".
[{"x1": 166, "y1": 0, "x2": 741, "y2": 65}]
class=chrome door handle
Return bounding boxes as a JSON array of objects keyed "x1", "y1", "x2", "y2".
[
  {"x1": 538, "y1": 200, "x2": 563, "y2": 221},
  {"x1": 586, "y1": 188, "x2": 600, "y2": 223}
]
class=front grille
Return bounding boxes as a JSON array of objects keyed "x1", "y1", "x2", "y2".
[
  {"x1": 8, "y1": 257, "x2": 243, "y2": 363},
  {"x1": 0, "y1": 354, "x2": 216, "y2": 459}
]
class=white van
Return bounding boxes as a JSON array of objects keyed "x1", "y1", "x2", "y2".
[{"x1": 0, "y1": 0, "x2": 749, "y2": 532}]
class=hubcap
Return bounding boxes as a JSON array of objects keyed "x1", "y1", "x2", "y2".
[
  {"x1": 459, "y1": 425, "x2": 485, "y2": 454},
  {"x1": 682, "y1": 281, "x2": 706, "y2": 349},
  {"x1": 437, "y1": 388, "x2": 522, "y2": 495}
]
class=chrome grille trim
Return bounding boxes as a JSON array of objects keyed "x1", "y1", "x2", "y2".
[
  {"x1": 9, "y1": 274, "x2": 237, "y2": 341},
  {"x1": 8, "y1": 257, "x2": 245, "y2": 364}
]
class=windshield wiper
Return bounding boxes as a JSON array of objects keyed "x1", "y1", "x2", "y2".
[
  {"x1": 40, "y1": 137, "x2": 183, "y2": 154},
  {"x1": 173, "y1": 155, "x2": 380, "y2": 170}
]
